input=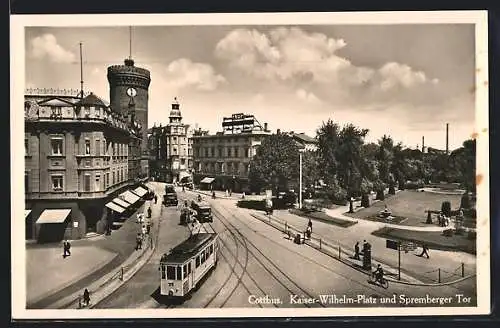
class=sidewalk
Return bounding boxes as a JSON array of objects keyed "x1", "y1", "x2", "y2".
[
  {"x1": 26, "y1": 182, "x2": 163, "y2": 309},
  {"x1": 190, "y1": 188, "x2": 264, "y2": 201},
  {"x1": 248, "y1": 208, "x2": 476, "y2": 287}
]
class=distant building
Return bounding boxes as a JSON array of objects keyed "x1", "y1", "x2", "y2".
[
  {"x1": 287, "y1": 131, "x2": 318, "y2": 151},
  {"x1": 192, "y1": 113, "x2": 271, "y2": 192},
  {"x1": 24, "y1": 89, "x2": 143, "y2": 242},
  {"x1": 148, "y1": 98, "x2": 193, "y2": 183}
]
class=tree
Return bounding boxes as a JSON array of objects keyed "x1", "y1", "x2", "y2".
[
  {"x1": 316, "y1": 119, "x2": 341, "y2": 187},
  {"x1": 449, "y1": 139, "x2": 476, "y2": 192},
  {"x1": 248, "y1": 133, "x2": 300, "y2": 194}
]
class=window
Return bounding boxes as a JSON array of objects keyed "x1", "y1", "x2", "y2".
[
  {"x1": 85, "y1": 139, "x2": 91, "y2": 155},
  {"x1": 95, "y1": 173, "x2": 101, "y2": 191},
  {"x1": 95, "y1": 139, "x2": 100, "y2": 156},
  {"x1": 195, "y1": 256, "x2": 200, "y2": 268},
  {"x1": 25, "y1": 138, "x2": 29, "y2": 156},
  {"x1": 112, "y1": 172, "x2": 115, "y2": 185},
  {"x1": 211, "y1": 147, "x2": 215, "y2": 157},
  {"x1": 209, "y1": 244, "x2": 213, "y2": 255},
  {"x1": 188, "y1": 262, "x2": 192, "y2": 274},
  {"x1": 84, "y1": 106, "x2": 90, "y2": 116},
  {"x1": 201, "y1": 251, "x2": 206, "y2": 263},
  {"x1": 51, "y1": 175, "x2": 63, "y2": 191},
  {"x1": 234, "y1": 147, "x2": 239, "y2": 157},
  {"x1": 180, "y1": 158, "x2": 186, "y2": 165},
  {"x1": 183, "y1": 264, "x2": 187, "y2": 277},
  {"x1": 95, "y1": 107, "x2": 100, "y2": 117},
  {"x1": 113, "y1": 143, "x2": 116, "y2": 156},
  {"x1": 51, "y1": 138, "x2": 63, "y2": 155},
  {"x1": 51, "y1": 106, "x2": 62, "y2": 116},
  {"x1": 173, "y1": 136, "x2": 177, "y2": 142},
  {"x1": 245, "y1": 148, "x2": 250, "y2": 158},
  {"x1": 227, "y1": 148, "x2": 232, "y2": 157},
  {"x1": 84, "y1": 173, "x2": 91, "y2": 192},
  {"x1": 161, "y1": 265, "x2": 166, "y2": 279},
  {"x1": 25, "y1": 172, "x2": 29, "y2": 192},
  {"x1": 166, "y1": 265, "x2": 176, "y2": 280},
  {"x1": 204, "y1": 148, "x2": 208, "y2": 157},
  {"x1": 176, "y1": 266, "x2": 182, "y2": 280},
  {"x1": 106, "y1": 173, "x2": 110, "y2": 186},
  {"x1": 173, "y1": 147, "x2": 177, "y2": 154}
]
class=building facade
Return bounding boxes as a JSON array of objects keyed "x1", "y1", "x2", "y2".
[
  {"x1": 192, "y1": 113, "x2": 271, "y2": 193},
  {"x1": 107, "y1": 58, "x2": 151, "y2": 178},
  {"x1": 24, "y1": 89, "x2": 143, "y2": 242},
  {"x1": 148, "y1": 99, "x2": 193, "y2": 183}
]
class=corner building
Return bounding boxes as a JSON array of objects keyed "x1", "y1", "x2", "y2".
[
  {"x1": 107, "y1": 58, "x2": 151, "y2": 178},
  {"x1": 192, "y1": 113, "x2": 271, "y2": 193},
  {"x1": 24, "y1": 90, "x2": 143, "y2": 242}
]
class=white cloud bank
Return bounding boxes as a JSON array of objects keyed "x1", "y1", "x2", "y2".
[
  {"x1": 30, "y1": 34, "x2": 76, "y2": 63},
  {"x1": 164, "y1": 58, "x2": 226, "y2": 91}
]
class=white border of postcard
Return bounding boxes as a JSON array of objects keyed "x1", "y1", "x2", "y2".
[{"x1": 11, "y1": 10, "x2": 490, "y2": 319}]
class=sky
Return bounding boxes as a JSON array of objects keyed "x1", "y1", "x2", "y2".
[{"x1": 25, "y1": 24, "x2": 476, "y2": 150}]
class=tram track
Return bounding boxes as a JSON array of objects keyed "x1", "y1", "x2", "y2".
[
  {"x1": 213, "y1": 201, "x2": 397, "y2": 301},
  {"x1": 211, "y1": 204, "x2": 323, "y2": 308}
]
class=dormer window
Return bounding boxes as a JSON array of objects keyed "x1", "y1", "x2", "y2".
[{"x1": 84, "y1": 106, "x2": 90, "y2": 116}]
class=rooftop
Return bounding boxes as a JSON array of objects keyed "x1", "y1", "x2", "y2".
[{"x1": 160, "y1": 233, "x2": 217, "y2": 264}]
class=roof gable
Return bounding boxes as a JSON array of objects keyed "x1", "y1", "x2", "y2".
[{"x1": 38, "y1": 97, "x2": 76, "y2": 107}]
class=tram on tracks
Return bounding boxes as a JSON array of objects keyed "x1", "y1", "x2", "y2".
[{"x1": 159, "y1": 232, "x2": 218, "y2": 298}]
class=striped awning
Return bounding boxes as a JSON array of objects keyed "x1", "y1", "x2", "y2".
[
  {"x1": 120, "y1": 190, "x2": 140, "y2": 205},
  {"x1": 36, "y1": 209, "x2": 71, "y2": 224},
  {"x1": 133, "y1": 186, "x2": 148, "y2": 197},
  {"x1": 25, "y1": 210, "x2": 32, "y2": 218},
  {"x1": 113, "y1": 198, "x2": 131, "y2": 209},
  {"x1": 200, "y1": 177, "x2": 215, "y2": 184},
  {"x1": 105, "y1": 202, "x2": 126, "y2": 213}
]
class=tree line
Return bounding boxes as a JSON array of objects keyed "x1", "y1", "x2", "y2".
[{"x1": 248, "y1": 119, "x2": 476, "y2": 205}]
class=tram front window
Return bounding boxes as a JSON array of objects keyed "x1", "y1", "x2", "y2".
[
  {"x1": 161, "y1": 265, "x2": 166, "y2": 279},
  {"x1": 183, "y1": 264, "x2": 187, "y2": 277},
  {"x1": 167, "y1": 265, "x2": 176, "y2": 280},
  {"x1": 177, "y1": 266, "x2": 182, "y2": 280}
]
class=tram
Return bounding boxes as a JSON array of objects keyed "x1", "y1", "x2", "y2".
[{"x1": 159, "y1": 233, "x2": 218, "y2": 298}]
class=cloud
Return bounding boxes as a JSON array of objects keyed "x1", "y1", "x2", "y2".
[
  {"x1": 296, "y1": 89, "x2": 322, "y2": 104},
  {"x1": 164, "y1": 58, "x2": 226, "y2": 91},
  {"x1": 215, "y1": 27, "x2": 440, "y2": 101},
  {"x1": 30, "y1": 34, "x2": 76, "y2": 63},
  {"x1": 91, "y1": 67, "x2": 101, "y2": 75}
]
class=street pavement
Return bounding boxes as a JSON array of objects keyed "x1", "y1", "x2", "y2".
[
  {"x1": 95, "y1": 192, "x2": 477, "y2": 309},
  {"x1": 26, "y1": 182, "x2": 163, "y2": 309}
]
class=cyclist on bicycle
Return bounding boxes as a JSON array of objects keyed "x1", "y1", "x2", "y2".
[{"x1": 373, "y1": 264, "x2": 384, "y2": 283}]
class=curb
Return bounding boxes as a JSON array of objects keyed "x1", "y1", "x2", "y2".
[{"x1": 250, "y1": 212, "x2": 472, "y2": 287}]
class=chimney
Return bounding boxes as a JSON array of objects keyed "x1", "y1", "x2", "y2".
[
  {"x1": 264, "y1": 122, "x2": 268, "y2": 131},
  {"x1": 446, "y1": 123, "x2": 449, "y2": 154},
  {"x1": 277, "y1": 129, "x2": 281, "y2": 135},
  {"x1": 422, "y1": 136, "x2": 425, "y2": 153}
]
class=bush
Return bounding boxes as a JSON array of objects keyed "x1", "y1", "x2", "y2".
[
  {"x1": 376, "y1": 189, "x2": 385, "y2": 200},
  {"x1": 388, "y1": 185, "x2": 396, "y2": 195},
  {"x1": 467, "y1": 230, "x2": 477, "y2": 240},
  {"x1": 442, "y1": 229, "x2": 454, "y2": 237},
  {"x1": 441, "y1": 201, "x2": 451, "y2": 217},
  {"x1": 237, "y1": 200, "x2": 266, "y2": 211},
  {"x1": 460, "y1": 193, "x2": 471, "y2": 209},
  {"x1": 463, "y1": 208, "x2": 476, "y2": 219},
  {"x1": 361, "y1": 194, "x2": 370, "y2": 208}
]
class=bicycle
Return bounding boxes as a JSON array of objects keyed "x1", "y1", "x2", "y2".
[{"x1": 369, "y1": 273, "x2": 389, "y2": 289}]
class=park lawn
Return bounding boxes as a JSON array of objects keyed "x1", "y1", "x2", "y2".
[
  {"x1": 289, "y1": 209, "x2": 358, "y2": 228},
  {"x1": 345, "y1": 190, "x2": 462, "y2": 227},
  {"x1": 372, "y1": 227, "x2": 476, "y2": 255}
]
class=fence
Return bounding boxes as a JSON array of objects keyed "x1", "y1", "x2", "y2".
[{"x1": 252, "y1": 212, "x2": 471, "y2": 285}]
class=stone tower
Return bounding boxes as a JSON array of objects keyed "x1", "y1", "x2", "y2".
[{"x1": 107, "y1": 58, "x2": 151, "y2": 177}]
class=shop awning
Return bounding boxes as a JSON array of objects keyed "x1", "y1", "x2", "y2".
[
  {"x1": 113, "y1": 198, "x2": 131, "y2": 209},
  {"x1": 133, "y1": 186, "x2": 148, "y2": 197},
  {"x1": 105, "y1": 202, "x2": 126, "y2": 213},
  {"x1": 120, "y1": 190, "x2": 140, "y2": 205},
  {"x1": 179, "y1": 171, "x2": 192, "y2": 181},
  {"x1": 36, "y1": 209, "x2": 71, "y2": 224},
  {"x1": 200, "y1": 177, "x2": 215, "y2": 184},
  {"x1": 25, "y1": 210, "x2": 32, "y2": 218}
]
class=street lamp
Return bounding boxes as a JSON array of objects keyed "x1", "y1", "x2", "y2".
[{"x1": 299, "y1": 148, "x2": 305, "y2": 209}]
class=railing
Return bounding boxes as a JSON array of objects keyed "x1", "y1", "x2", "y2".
[
  {"x1": 251, "y1": 211, "x2": 472, "y2": 285},
  {"x1": 25, "y1": 88, "x2": 90, "y2": 97}
]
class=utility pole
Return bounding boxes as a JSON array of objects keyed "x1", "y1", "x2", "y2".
[
  {"x1": 129, "y1": 26, "x2": 132, "y2": 59},
  {"x1": 79, "y1": 42, "x2": 84, "y2": 99},
  {"x1": 299, "y1": 150, "x2": 303, "y2": 209}
]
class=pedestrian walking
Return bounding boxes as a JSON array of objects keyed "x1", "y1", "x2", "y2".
[
  {"x1": 136, "y1": 233, "x2": 142, "y2": 250},
  {"x1": 354, "y1": 241, "x2": 361, "y2": 260},
  {"x1": 147, "y1": 207, "x2": 152, "y2": 218},
  {"x1": 83, "y1": 288, "x2": 90, "y2": 307},
  {"x1": 307, "y1": 219, "x2": 313, "y2": 233},
  {"x1": 419, "y1": 244, "x2": 430, "y2": 259},
  {"x1": 66, "y1": 240, "x2": 71, "y2": 256},
  {"x1": 362, "y1": 239, "x2": 368, "y2": 255},
  {"x1": 62, "y1": 241, "x2": 67, "y2": 258},
  {"x1": 154, "y1": 195, "x2": 157, "y2": 204},
  {"x1": 305, "y1": 225, "x2": 312, "y2": 239}
]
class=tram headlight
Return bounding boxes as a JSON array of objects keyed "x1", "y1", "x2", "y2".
[{"x1": 168, "y1": 290, "x2": 174, "y2": 296}]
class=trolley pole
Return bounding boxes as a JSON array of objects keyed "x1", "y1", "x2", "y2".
[{"x1": 398, "y1": 241, "x2": 401, "y2": 281}]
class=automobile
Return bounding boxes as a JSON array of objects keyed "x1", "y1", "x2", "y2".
[
  {"x1": 190, "y1": 200, "x2": 213, "y2": 223},
  {"x1": 163, "y1": 184, "x2": 178, "y2": 206}
]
